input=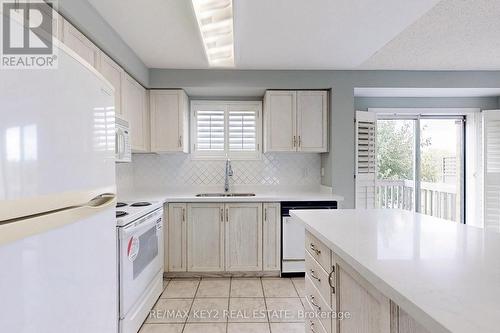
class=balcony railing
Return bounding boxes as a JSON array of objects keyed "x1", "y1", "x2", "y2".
[{"x1": 376, "y1": 180, "x2": 458, "y2": 222}]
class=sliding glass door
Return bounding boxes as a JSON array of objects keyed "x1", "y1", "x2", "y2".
[
  {"x1": 376, "y1": 115, "x2": 465, "y2": 223},
  {"x1": 376, "y1": 119, "x2": 416, "y2": 210},
  {"x1": 418, "y1": 118, "x2": 464, "y2": 222}
]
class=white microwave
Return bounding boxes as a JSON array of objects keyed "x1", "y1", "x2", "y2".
[{"x1": 116, "y1": 115, "x2": 132, "y2": 163}]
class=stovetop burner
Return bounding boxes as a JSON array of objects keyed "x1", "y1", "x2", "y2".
[
  {"x1": 116, "y1": 202, "x2": 127, "y2": 208},
  {"x1": 116, "y1": 211, "x2": 128, "y2": 218},
  {"x1": 130, "y1": 202, "x2": 152, "y2": 207}
]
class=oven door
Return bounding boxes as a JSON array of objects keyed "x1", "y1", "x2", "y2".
[{"x1": 118, "y1": 209, "x2": 163, "y2": 318}]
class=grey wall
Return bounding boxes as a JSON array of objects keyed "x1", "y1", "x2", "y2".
[
  {"x1": 149, "y1": 69, "x2": 500, "y2": 208},
  {"x1": 58, "y1": 0, "x2": 149, "y2": 85}
]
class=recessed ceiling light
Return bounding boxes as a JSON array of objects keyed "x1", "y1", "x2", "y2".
[{"x1": 191, "y1": 0, "x2": 234, "y2": 67}]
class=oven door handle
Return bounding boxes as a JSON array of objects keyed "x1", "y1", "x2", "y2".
[{"x1": 121, "y1": 214, "x2": 162, "y2": 237}]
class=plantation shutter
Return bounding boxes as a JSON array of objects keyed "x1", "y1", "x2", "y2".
[
  {"x1": 355, "y1": 111, "x2": 377, "y2": 208},
  {"x1": 195, "y1": 109, "x2": 225, "y2": 151},
  {"x1": 228, "y1": 109, "x2": 257, "y2": 151},
  {"x1": 482, "y1": 110, "x2": 500, "y2": 231}
]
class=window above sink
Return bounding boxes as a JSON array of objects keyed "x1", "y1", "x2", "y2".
[{"x1": 190, "y1": 100, "x2": 262, "y2": 160}]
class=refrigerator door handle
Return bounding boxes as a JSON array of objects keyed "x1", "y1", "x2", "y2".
[
  {"x1": 86, "y1": 193, "x2": 116, "y2": 209},
  {"x1": 115, "y1": 132, "x2": 119, "y2": 155},
  {"x1": 0, "y1": 193, "x2": 116, "y2": 247}
]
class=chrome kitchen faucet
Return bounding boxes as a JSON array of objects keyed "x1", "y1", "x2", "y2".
[{"x1": 224, "y1": 158, "x2": 233, "y2": 192}]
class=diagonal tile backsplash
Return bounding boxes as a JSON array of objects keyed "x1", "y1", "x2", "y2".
[{"x1": 116, "y1": 153, "x2": 320, "y2": 192}]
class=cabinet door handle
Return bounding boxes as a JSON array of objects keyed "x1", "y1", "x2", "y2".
[
  {"x1": 264, "y1": 208, "x2": 267, "y2": 222},
  {"x1": 328, "y1": 266, "x2": 336, "y2": 292},
  {"x1": 298, "y1": 136, "x2": 302, "y2": 147},
  {"x1": 182, "y1": 208, "x2": 185, "y2": 222},
  {"x1": 292, "y1": 136, "x2": 296, "y2": 147},
  {"x1": 178, "y1": 135, "x2": 182, "y2": 147},
  {"x1": 226, "y1": 208, "x2": 229, "y2": 222},
  {"x1": 309, "y1": 295, "x2": 321, "y2": 311},
  {"x1": 310, "y1": 320, "x2": 316, "y2": 333},
  {"x1": 310, "y1": 243, "x2": 321, "y2": 255},
  {"x1": 310, "y1": 269, "x2": 321, "y2": 282},
  {"x1": 220, "y1": 208, "x2": 224, "y2": 222}
]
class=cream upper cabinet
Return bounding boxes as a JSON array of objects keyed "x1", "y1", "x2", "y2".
[
  {"x1": 61, "y1": 16, "x2": 148, "y2": 151},
  {"x1": 97, "y1": 52, "x2": 123, "y2": 116},
  {"x1": 263, "y1": 203, "x2": 281, "y2": 271},
  {"x1": 167, "y1": 203, "x2": 187, "y2": 272},
  {"x1": 61, "y1": 19, "x2": 98, "y2": 68},
  {"x1": 38, "y1": 3, "x2": 63, "y2": 40},
  {"x1": 122, "y1": 73, "x2": 149, "y2": 152},
  {"x1": 264, "y1": 91, "x2": 297, "y2": 152},
  {"x1": 225, "y1": 203, "x2": 263, "y2": 271},
  {"x1": 150, "y1": 90, "x2": 189, "y2": 153},
  {"x1": 264, "y1": 90, "x2": 328, "y2": 152},
  {"x1": 187, "y1": 203, "x2": 225, "y2": 272},
  {"x1": 297, "y1": 91, "x2": 328, "y2": 152}
]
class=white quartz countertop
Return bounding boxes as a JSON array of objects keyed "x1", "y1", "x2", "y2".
[
  {"x1": 118, "y1": 188, "x2": 343, "y2": 204},
  {"x1": 290, "y1": 209, "x2": 500, "y2": 333}
]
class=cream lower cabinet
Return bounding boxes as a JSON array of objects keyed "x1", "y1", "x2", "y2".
[
  {"x1": 225, "y1": 203, "x2": 263, "y2": 271},
  {"x1": 187, "y1": 203, "x2": 225, "y2": 272},
  {"x1": 337, "y1": 257, "x2": 390, "y2": 333},
  {"x1": 167, "y1": 203, "x2": 187, "y2": 272},
  {"x1": 167, "y1": 202, "x2": 279, "y2": 273},
  {"x1": 304, "y1": 230, "x2": 429, "y2": 333},
  {"x1": 263, "y1": 203, "x2": 281, "y2": 271},
  {"x1": 391, "y1": 306, "x2": 431, "y2": 333}
]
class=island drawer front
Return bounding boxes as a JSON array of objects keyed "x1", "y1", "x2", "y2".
[
  {"x1": 306, "y1": 274, "x2": 333, "y2": 333},
  {"x1": 305, "y1": 250, "x2": 335, "y2": 308},
  {"x1": 304, "y1": 296, "x2": 328, "y2": 333},
  {"x1": 305, "y1": 230, "x2": 332, "y2": 272}
]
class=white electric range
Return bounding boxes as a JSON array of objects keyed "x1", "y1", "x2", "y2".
[{"x1": 115, "y1": 201, "x2": 164, "y2": 333}]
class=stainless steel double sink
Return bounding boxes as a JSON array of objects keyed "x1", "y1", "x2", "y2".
[{"x1": 195, "y1": 193, "x2": 256, "y2": 197}]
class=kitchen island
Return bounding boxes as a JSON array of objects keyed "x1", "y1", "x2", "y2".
[{"x1": 291, "y1": 209, "x2": 500, "y2": 333}]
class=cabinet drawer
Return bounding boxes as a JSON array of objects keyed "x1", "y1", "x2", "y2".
[
  {"x1": 305, "y1": 230, "x2": 331, "y2": 272},
  {"x1": 304, "y1": 296, "x2": 328, "y2": 333},
  {"x1": 305, "y1": 275, "x2": 333, "y2": 333},
  {"x1": 305, "y1": 250, "x2": 335, "y2": 308}
]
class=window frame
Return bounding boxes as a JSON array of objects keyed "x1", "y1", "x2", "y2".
[
  {"x1": 190, "y1": 100, "x2": 262, "y2": 160},
  {"x1": 372, "y1": 108, "x2": 468, "y2": 224}
]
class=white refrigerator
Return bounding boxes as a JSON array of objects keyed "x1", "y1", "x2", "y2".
[{"x1": 0, "y1": 41, "x2": 118, "y2": 332}]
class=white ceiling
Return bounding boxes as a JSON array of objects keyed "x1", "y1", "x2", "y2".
[
  {"x1": 233, "y1": 0, "x2": 440, "y2": 69},
  {"x1": 361, "y1": 0, "x2": 500, "y2": 70},
  {"x1": 354, "y1": 88, "x2": 500, "y2": 98},
  {"x1": 87, "y1": 0, "x2": 208, "y2": 68},
  {"x1": 88, "y1": 0, "x2": 500, "y2": 70}
]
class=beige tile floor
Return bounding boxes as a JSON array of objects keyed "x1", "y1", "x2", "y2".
[{"x1": 140, "y1": 277, "x2": 306, "y2": 333}]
